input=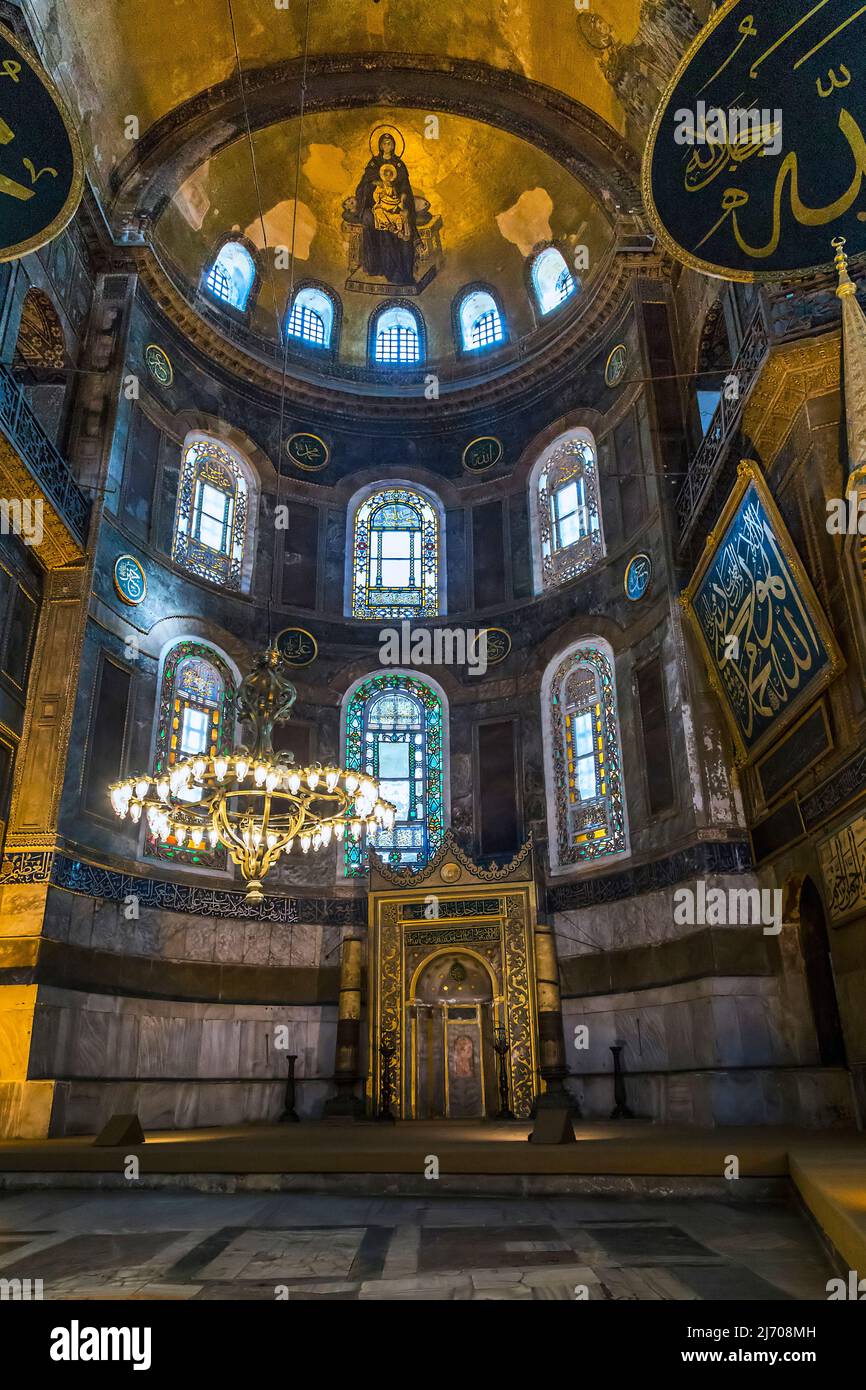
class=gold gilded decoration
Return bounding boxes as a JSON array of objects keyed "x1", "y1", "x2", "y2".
[
  {"x1": 367, "y1": 838, "x2": 538, "y2": 1119},
  {"x1": 0, "y1": 433, "x2": 83, "y2": 568},
  {"x1": 818, "y1": 809, "x2": 866, "y2": 924},
  {"x1": 462, "y1": 437, "x2": 503, "y2": 473},
  {"x1": 113, "y1": 554, "x2": 147, "y2": 606},
  {"x1": 604, "y1": 343, "x2": 628, "y2": 387},
  {"x1": 469, "y1": 627, "x2": 511, "y2": 666},
  {"x1": 440, "y1": 861, "x2": 461, "y2": 883},
  {"x1": 144, "y1": 343, "x2": 173, "y2": 386},
  {"x1": 643, "y1": 0, "x2": 866, "y2": 280},
  {"x1": 275, "y1": 626, "x2": 318, "y2": 667},
  {"x1": 285, "y1": 432, "x2": 329, "y2": 472},
  {"x1": 681, "y1": 461, "x2": 844, "y2": 764},
  {"x1": 369, "y1": 827, "x2": 533, "y2": 889},
  {"x1": 501, "y1": 895, "x2": 536, "y2": 1119},
  {"x1": 0, "y1": 23, "x2": 84, "y2": 262}
]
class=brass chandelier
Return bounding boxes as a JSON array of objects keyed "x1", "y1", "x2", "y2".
[{"x1": 109, "y1": 646, "x2": 396, "y2": 902}]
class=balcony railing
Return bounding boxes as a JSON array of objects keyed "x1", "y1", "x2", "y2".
[
  {"x1": 0, "y1": 363, "x2": 90, "y2": 547},
  {"x1": 676, "y1": 306, "x2": 769, "y2": 549}
]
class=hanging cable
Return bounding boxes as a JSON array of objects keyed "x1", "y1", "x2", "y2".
[{"x1": 226, "y1": 0, "x2": 313, "y2": 645}]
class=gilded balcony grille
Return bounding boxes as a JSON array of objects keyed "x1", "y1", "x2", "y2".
[{"x1": 0, "y1": 363, "x2": 90, "y2": 557}]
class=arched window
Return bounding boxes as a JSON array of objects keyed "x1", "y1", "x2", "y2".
[
  {"x1": 530, "y1": 430, "x2": 604, "y2": 591},
  {"x1": 531, "y1": 246, "x2": 577, "y2": 316},
  {"x1": 148, "y1": 640, "x2": 237, "y2": 868},
  {"x1": 343, "y1": 673, "x2": 446, "y2": 876},
  {"x1": 371, "y1": 303, "x2": 423, "y2": 365},
  {"x1": 457, "y1": 288, "x2": 504, "y2": 352},
  {"x1": 286, "y1": 285, "x2": 335, "y2": 348},
  {"x1": 203, "y1": 239, "x2": 257, "y2": 311},
  {"x1": 542, "y1": 640, "x2": 628, "y2": 872},
  {"x1": 172, "y1": 434, "x2": 254, "y2": 591},
  {"x1": 349, "y1": 484, "x2": 442, "y2": 620}
]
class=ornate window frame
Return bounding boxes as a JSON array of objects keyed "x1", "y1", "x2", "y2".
[
  {"x1": 345, "y1": 480, "x2": 445, "y2": 620},
  {"x1": 451, "y1": 281, "x2": 508, "y2": 359},
  {"x1": 145, "y1": 637, "x2": 240, "y2": 873},
  {"x1": 367, "y1": 299, "x2": 427, "y2": 367},
  {"x1": 200, "y1": 233, "x2": 261, "y2": 315},
  {"x1": 528, "y1": 427, "x2": 605, "y2": 593},
  {"x1": 285, "y1": 279, "x2": 342, "y2": 355},
  {"x1": 527, "y1": 242, "x2": 579, "y2": 319},
  {"x1": 340, "y1": 669, "x2": 449, "y2": 878},
  {"x1": 172, "y1": 431, "x2": 258, "y2": 592},
  {"x1": 541, "y1": 637, "x2": 629, "y2": 874}
]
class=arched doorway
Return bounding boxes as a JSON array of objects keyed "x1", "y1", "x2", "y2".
[
  {"x1": 411, "y1": 951, "x2": 496, "y2": 1119},
  {"x1": 799, "y1": 877, "x2": 847, "y2": 1067}
]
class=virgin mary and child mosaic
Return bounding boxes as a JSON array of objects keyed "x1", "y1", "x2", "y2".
[{"x1": 343, "y1": 125, "x2": 443, "y2": 294}]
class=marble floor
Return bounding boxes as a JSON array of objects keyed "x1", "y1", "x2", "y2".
[{"x1": 0, "y1": 1191, "x2": 835, "y2": 1300}]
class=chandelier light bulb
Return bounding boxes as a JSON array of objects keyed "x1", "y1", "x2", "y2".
[
  {"x1": 307, "y1": 769, "x2": 320, "y2": 791},
  {"x1": 214, "y1": 757, "x2": 228, "y2": 780},
  {"x1": 265, "y1": 770, "x2": 279, "y2": 792},
  {"x1": 351, "y1": 819, "x2": 362, "y2": 840},
  {"x1": 325, "y1": 769, "x2": 339, "y2": 792},
  {"x1": 344, "y1": 773, "x2": 359, "y2": 794},
  {"x1": 321, "y1": 823, "x2": 333, "y2": 846},
  {"x1": 192, "y1": 757, "x2": 206, "y2": 781},
  {"x1": 135, "y1": 779, "x2": 149, "y2": 800},
  {"x1": 208, "y1": 827, "x2": 219, "y2": 848},
  {"x1": 174, "y1": 825, "x2": 186, "y2": 845},
  {"x1": 130, "y1": 802, "x2": 142, "y2": 823},
  {"x1": 156, "y1": 778, "x2": 169, "y2": 801},
  {"x1": 284, "y1": 838, "x2": 294, "y2": 854},
  {"x1": 235, "y1": 758, "x2": 249, "y2": 781},
  {"x1": 287, "y1": 771, "x2": 301, "y2": 793},
  {"x1": 266, "y1": 832, "x2": 278, "y2": 849},
  {"x1": 300, "y1": 833, "x2": 311, "y2": 853},
  {"x1": 334, "y1": 821, "x2": 345, "y2": 841},
  {"x1": 254, "y1": 763, "x2": 267, "y2": 787}
]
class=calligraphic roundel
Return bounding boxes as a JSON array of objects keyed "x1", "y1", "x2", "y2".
[
  {"x1": 0, "y1": 23, "x2": 83, "y2": 262},
  {"x1": 643, "y1": 0, "x2": 866, "y2": 280}
]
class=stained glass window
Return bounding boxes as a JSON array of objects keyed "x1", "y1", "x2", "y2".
[
  {"x1": 148, "y1": 641, "x2": 236, "y2": 869},
  {"x1": 531, "y1": 246, "x2": 577, "y2": 315},
  {"x1": 536, "y1": 434, "x2": 603, "y2": 589},
  {"x1": 350, "y1": 486, "x2": 441, "y2": 620},
  {"x1": 172, "y1": 436, "x2": 250, "y2": 590},
  {"x1": 545, "y1": 643, "x2": 628, "y2": 869},
  {"x1": 372, "y1": 305, "x2": 422, "y2": 365},
  {"x1": 203, "y1": 240, "x2": 257, "y2": 311},
  {"x1": 286, "y1": 286, "x2": 334, "y2": 347},
  {"x1": 457, "y1": 289, "x2": 504, "y2": 352},
  {"x1": 344, "y1": 673, "x2": 445, "y2": 875}
]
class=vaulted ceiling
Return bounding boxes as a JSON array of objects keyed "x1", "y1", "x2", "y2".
[{"x1": 31, "y1": 0, "x2": 710, "y2": 391}]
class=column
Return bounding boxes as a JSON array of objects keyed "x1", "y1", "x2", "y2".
[
  {"x1": 323, "y1": 934, "x2": 366, "y2": 1119},
  {"x1": 533, "y1": 913, "x2": 573, "y2": 1110}
]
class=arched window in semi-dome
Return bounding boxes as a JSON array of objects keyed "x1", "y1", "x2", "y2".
[
  {"x1": 542, "y1": 640, "x2": 628, "y2": 873},
  {"x1": 530, "y1": 430, "x2": 604, "y2": 591},
  {"x1": 172, "y1": 434, "x2": 253, "y2": 591},
  {"x1": 202, "y1": 239, "x2": 257, "y2": 311},
  {"x1": 456, "y1": 287, "x2": 505, "y2": 352},
  {"x1": 371, "y1": 303, "x2": 423, "y2": 365},
  {"x1": 147, "y1": 640, "x2": 237, "y2": 869},
  {"x1": 350, "y1": 484, "x2": 442, "y2": 620},
  {"x1": 530, "y1": 246, "x2": 577, "y2": 316},
  {"x1": 286, "y1": 285, "x2": 336, "y2": 349},
  {"x1": 343, "y1": 673, "x2": 446, "y2": 876}
]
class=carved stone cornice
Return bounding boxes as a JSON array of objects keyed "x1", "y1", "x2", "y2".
[
  {"x1": 110, "y1": 53, "x2": 641, "y2": 220},
  {"x1": 742, "y1": 333, "x2": 842, "y2": 463},
  {"x1": 137, "y1": 243, "x2": 668, "y2": 421}
]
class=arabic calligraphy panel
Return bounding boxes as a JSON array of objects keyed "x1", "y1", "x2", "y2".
[
  {"x1": 819, "y1": 811, "x2": 866, "y2": 924},
  {"x1": 644, "y1": 0, "x2": 866, "y2": 279},
  {"x1": 682, "y1": 463, "x2": 842, "y2": 763}
]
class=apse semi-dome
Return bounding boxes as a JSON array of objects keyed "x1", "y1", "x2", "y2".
[{"x1": 153, "y1": 107, "x2": 614, "y2": 385}]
